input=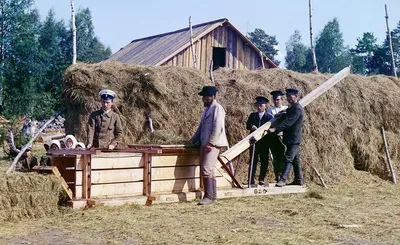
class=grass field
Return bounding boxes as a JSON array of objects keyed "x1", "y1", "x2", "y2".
[{"x1": 0, "y1": 163, "x2": 399, "y2": 245}]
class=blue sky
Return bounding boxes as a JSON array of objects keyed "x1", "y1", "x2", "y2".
[{"x1": 34, "y1": 0, "x2": 400, "y2": 67}]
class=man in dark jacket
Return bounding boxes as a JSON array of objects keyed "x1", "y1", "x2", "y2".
[
  {"x1": 268, "y1": 88, "x2": 304, "y2": 187},
  {"x1": 246, "y1": 96, "x2": 273, "y2": 186},
  {"x1": 87, "y1": 89, "x2": 123, "y2": 149}
]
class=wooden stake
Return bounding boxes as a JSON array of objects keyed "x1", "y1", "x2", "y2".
[
  {"x1": 381, "y1": 127, "x2": 397, "y2": 184},
  {"x1": 209, "y1": 60, "x2": 214, "y2": 83},
  {"x1": 385, "y1": 4, "x2": 397, "y2": 78},
  {"x1": 260, "y1": 51, "x2": 265, "y2": 69},
  {"x1": 71, "y1": 0, "x2": 77, "y2": 64},
  {"x1": 312, "y1": 166, "x2": 327, "y2": 188},
  {"x1": 309, "y1": 0, "x2": 318, "y2": 72},
  {"x1": 189, "y1": 16, "x2": 198, "y2": 69}
]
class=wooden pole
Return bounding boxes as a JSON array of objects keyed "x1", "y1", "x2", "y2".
[
  {"x1": 218, "y1": 66, "x2": 350, "y2": 166},
  {"x1": 6, "y1": 108, "x2": 66, "y2": 173},
  {"x1": 381, "y1": 127, "x2": 397, "y2": 184},
  {"x1": 209, "y1": 60, "x2": 214, "y2": 83},
  {"x1": 71, "y1": 0, "x2": 77, "y2": 64},
  {"x1": 385, "y1": 4, "x2": 397, "y2": 78},
  {"x1": 312, "y1": 166, "x2": 327, "y2": 188},
  {"x1": 309, "y1": 0, "x2": 318, "y2": 72},
  {"x1": 260, "y1": 51, "x2": 265, "y2": 69},
  {"x1": 189, "y1": 16, "x2": 198, "y2": 69}
]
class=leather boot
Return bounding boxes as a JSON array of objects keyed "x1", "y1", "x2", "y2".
[
  {"x1": 198, "y1": 178, "x2": 214, "y2": 205},
  {"x1": 212, "y1": 178, "x2": 217, "y2": 201}
]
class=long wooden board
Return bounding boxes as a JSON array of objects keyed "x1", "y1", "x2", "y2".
[
  {"x1": 91, "y1": 153, "x2": 144, "y2": 169},
  {"x1": 152, "y1": 166, "x2": 200, "y2": 180},
  {"x1": 88, "y1": 182, "x2": 144, "y2": 198},
  {"x1": 219, "y1": 66, "x2": 351, "y2": 166},
  {"x1": 151, "y1": 155, "x2": 200, "y2": 167}
]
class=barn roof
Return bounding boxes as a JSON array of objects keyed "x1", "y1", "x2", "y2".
[{"x1": 107, "y1": 18, "x2": 277, "y2": 68}]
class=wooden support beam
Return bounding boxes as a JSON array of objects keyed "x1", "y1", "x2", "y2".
[
  {"x1": 32, "y1": 166, "x2": 73, "y2": 200},
  {"x1": 219, "y1": 67, "x2": 351, "y2": 168},
  {"x1": 381, "y1": 127, "x2": 397, "y2": 184}
]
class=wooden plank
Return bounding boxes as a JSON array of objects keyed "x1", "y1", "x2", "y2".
[
  {"x1": 206, "y1": 33, "x2": 212, "y2": 70},
  {"x1": 32, "y1": 166, "x2": 73, "y2": 200},
  {"x1": 89, "y1": 169, "x2": 144, "y2": 184},
  {"x1": 219, "y1": 67, "x2": 351, "y2": 166},
  {"x1": 143, "y1": 153, "x2": 149, "y2": 195},
  {"x1": 151, "y1": 155, "x2": 200, "y2": 167},
  {"x1": 152, "y1": 166, "x2": 200, "y2": 180},
  {"x1": 48, "y1": 149, "x2": 98, "y2": 155},
  {"x1": 152, "y1": 178, "x2": 200, "y2": 193},
  {"x1": 91, "y1": 153, "x2": 144, "y2": 169},
  {"x1": 195, "y1": 40, "x2": 201, "y2": 70},
  {"x1": 90, "y1": 182, "x2": 144, "y2": 198}
]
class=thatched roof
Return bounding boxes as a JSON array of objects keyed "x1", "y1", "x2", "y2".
[{"x1": 63, "y1": 62, "x2": 400, "y2": 184}]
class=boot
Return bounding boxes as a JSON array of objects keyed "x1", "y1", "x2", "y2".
[
  {"x1": 287, "y1": 180, "x2": 303, "y2": 186},
  {"x1": 198, "y1": 178, "x2": 214, "y2": 205},
  {"x1": 212, "y1": 178, "x2": 217, "y2": 202}
]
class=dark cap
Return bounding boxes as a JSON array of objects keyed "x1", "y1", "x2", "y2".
[
  {"x1": 285, "y1": 88, "x2": 299, "y2": 95},
  {"x1": 270, "y1": 90, "x2": 285, "y2": 99},
  {"x1": 198, "y1": 86, "x2": 217, "y2": 96},
  {"x1": 256, "y1": 96, "x2": 269, "y2": 104}
]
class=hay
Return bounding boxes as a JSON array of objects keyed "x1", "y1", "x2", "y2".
[
  {"x1": 0, "y1": 173, "x2": 63, "y2": 222},
  {"x1": 63, "y1": 62, "x2": 400, "y2": 185}
]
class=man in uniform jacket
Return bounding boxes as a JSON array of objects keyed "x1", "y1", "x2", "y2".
[
  {"x1": 266, "y1": 90, "x2": 288, "y2": 182},
  {"x1": 268, "y1": 88, "x2": 304, "y2": 187},
  {"x1": 87, "y1": 89, "x2": 123, "y2": 150},
  {"x1": 246, "y1": 96, "x2": 273, "y2": 186},
  {"x1": 191, "y1": 86, "x2": 228, "y2": 205}
]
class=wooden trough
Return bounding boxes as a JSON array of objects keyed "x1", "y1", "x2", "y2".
[{"x1": 48, "y1": 145, "x2": 306, "y2": 209}]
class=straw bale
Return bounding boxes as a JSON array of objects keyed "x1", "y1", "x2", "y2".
[{"x1": 63, "y1": 62, "x2": 400, "y2": 184}]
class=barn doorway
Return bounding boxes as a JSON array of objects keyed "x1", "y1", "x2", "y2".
[{"x1": 212, "y1": 47, "x2": 226, "y2": 70}]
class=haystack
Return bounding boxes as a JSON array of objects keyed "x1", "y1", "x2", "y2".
[
  {"x1": 0, "y1": 173, "x2": 64, "y2": 222},
  {"x1": 63, "y1": 62, "x2": 400, "y2": 184}
]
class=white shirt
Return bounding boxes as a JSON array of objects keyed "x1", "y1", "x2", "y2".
[
  {"x1": 267, "y1": 105, "x2": 288, "y2": 116},
  {"x1": 258, "y1": 111, "x2": 265, "y2": 119}
]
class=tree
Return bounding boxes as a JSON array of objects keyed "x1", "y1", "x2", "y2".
[
  {"x1": 75, "y1": 8, "x2": 111, "y2": 63},
  {"x1": 315, "y1": 18, "x2": 350, "y2": 73},
  {"x1": 247, "y1": 28, "x2": 280, "y2": 66},
  {"x1": 285, "y1": 30, "x2": 313, "y2": 73},
  {"x1": 351, "y1": 32, "x2": 378, "y2": 75}
]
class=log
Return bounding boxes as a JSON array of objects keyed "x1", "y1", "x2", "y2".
[
  {"x1": 381, "y1": 127, "x2": 397, "y2": 184},
  {"x1": 218, "y1": 66, "x2": 351, "y2": 167}
]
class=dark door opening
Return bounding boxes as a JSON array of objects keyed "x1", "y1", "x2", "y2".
[{"x1": 212, "y1": 47, "x2": 226, "y2": 70}]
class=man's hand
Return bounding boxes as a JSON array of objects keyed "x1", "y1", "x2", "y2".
[
  {"x1": 108, "y1": 145, "x2": 116, "y2": 150},
  {"x1": 275, "y1": 111, "x2": 286, "y2": 118},
  {"x1": 86, "y1": 144, "x2": 92, "y2": 149},
  {"x1": 268, "y1": 128, "x2": 276, "y2": 133},
  {"x1": 205, "y1": 143, "x2": 214, "y2": 152},
  {"x1": 251, "y1": 125, "x2": 257, "y2": 131}
]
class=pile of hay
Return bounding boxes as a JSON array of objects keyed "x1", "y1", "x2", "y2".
[
  {"x1": 0, "y1": 173, "x2": 63, "y2": 222},
  {"x1": 63, "y1": 62, "x2": 400, "y2": 184}
]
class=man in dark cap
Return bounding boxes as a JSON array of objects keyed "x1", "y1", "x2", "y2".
[
  {"x1": 87, "y1": 89, "x2": 123, "y2": 149},
  {"x1": 268, "y1": 88, "x2": 304, "y2": 187},
  {"x1": 267, "y1": 90, "x2": 288, "y2": 182},
  {"x1": 246, "y1": 96, "x2": 273, "y2": 186},
  {"x1": 190, "y1": 86, "x2": 228, "y2": 205},
  {"x1": 16, "y1": 146, "x2": 38, "y2": 172}
]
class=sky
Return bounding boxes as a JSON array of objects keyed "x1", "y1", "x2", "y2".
[{"x1": 34, "y1": 0, "x2": 400, "y2": 67}]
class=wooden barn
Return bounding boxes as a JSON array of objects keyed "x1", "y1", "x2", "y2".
[{"x1": 107, "y1": 18, "x2": 277, "y2": 72}]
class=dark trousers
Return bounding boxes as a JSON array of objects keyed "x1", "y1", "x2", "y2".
[
  {"x1": 268, "y1": 135, "x2": 286, "y2": 181},
  {"x1": 248, "y1": 142, "x2": 269, "y2": 184},
  {"x1": 281, "y1": 144, "x2": 303, "y2": 182}
]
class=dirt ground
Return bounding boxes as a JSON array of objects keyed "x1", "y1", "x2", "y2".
[{"x1": 0, "y1": 167, "x2": 399, "y2": 245}]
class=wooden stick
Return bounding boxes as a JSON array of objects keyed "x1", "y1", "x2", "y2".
[
  {"x1": 6, "y1": 108, "x2": 66, "y2": 174},
  {"x1": 71, "y1": 0, "x2": 77, "y2": 64},
  {"x1": 385, "y1": 5, "x2": 398, "y2": 78},
  {"x1": 312, "y1": 166, "x2": 327, "y2": 188},
  {"x1": 219, "y1": 66, "x2": 350, "y2": 166},
  {"x1": 260, "y1": 51, "x2": 265, "y2": 69},
  {"x1": 381, "y1": 127, "x2": 397, "y2": 184},
  {"x1": 209, "y1": 60, "x2": 215, "y2": 83},
  {"x1": 309, "y1": 0, "x2": 318, "y2": 72},
  {"x1": 189, "y1": 16, "x2": 198, "y2": 69}
]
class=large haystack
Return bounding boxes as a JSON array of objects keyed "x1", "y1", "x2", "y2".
[
  {"x1": 63, "y1": 62, "x2": 400, "y2": 184},
  {"x1": 0, "y1": 173, "x2": 63, "y2": 221}
]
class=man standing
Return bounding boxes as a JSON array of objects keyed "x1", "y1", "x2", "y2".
[
  {"x1": 267, "y1": 90, "x2": 288, "y2": 182},
  {"x1": 268, "y1": 88, "x2": 304, "y2": 187},
  {"x1": 246, "y1": 96, "x2": 273, "y2": 186},
  {"x1": 87, "y1": 89, "x2": 123, "y2": 149},
  {"x1": 191, "y1": 86, "x2": 228, "y2": 205}
]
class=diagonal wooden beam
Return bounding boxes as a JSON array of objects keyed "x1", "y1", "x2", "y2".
[{"x1": 219, "y1": 67, "x2": 351, "y2": 182}]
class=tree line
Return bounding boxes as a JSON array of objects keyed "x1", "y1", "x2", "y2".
[
  {"x1": 248, "y1": 17, "x2": 400, "y2": 76},
  {"x1": 0, "y1": 0, "x2": 110, "y2": 119}
]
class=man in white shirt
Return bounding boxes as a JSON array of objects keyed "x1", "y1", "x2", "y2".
[{"x1": 266, "y1": 90, "x2": 287, "y2": 182}]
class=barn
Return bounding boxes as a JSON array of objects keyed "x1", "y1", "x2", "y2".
[{"x1": 107, "y1": 18, "x2": 277, "y2": 72}]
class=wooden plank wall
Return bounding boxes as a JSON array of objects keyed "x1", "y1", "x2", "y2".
[{"x1": 163, "y1": 24, "x2": 264, "y2": 71}]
